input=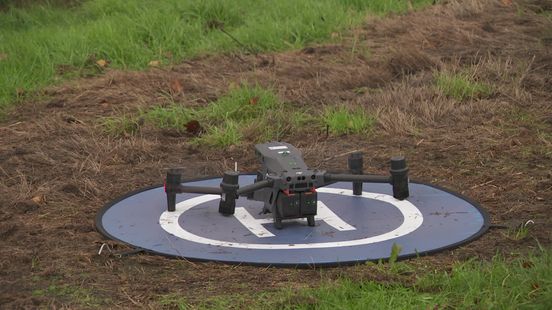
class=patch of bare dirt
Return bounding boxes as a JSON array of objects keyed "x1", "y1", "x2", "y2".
[{"x1": 1, "y1": 0, "x2": 551, "y2": 308}]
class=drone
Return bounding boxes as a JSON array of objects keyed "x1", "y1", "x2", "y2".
[{"x1": 164, "y1": 142, "x2": 409, "y2": 229}]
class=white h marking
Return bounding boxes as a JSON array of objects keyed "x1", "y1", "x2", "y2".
[{"x1": 234, "y1": 201, "x2": 356, "y2": 238}]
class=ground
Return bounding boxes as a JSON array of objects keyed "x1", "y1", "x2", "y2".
[{"x1": 1, "y1": 0, "x2": 551, "y2": 308}]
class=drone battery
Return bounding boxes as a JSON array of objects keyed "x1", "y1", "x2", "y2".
[
  {"x1": 300, "y1": 191, "x2": 317, "y2": 215},
  {"x1": 277, "y1": 192, "x2": 301, "y2": 218}
]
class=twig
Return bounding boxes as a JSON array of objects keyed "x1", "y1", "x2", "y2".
[
  {"x1": 470, "y1": 180, "x2": 494, "y2": 189},
  {"x1": 322, "y1": 149, "x2": 360, "y2": 162},
  {"x1": 121, "y1": 288, "x2": 141, "y2": 307}
]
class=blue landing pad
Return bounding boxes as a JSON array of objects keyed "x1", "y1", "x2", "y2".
[{"x1": 96, "y1": 175, "x2": 489, "y2": 267}]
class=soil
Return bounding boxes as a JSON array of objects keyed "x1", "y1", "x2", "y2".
[{"x1": 1, "y1": 0, "x2": 551, "y2": 308}]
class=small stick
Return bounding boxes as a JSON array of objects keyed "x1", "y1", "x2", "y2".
[{"x1": 322, "y1": 149, "x2": 360, "y2": 162}]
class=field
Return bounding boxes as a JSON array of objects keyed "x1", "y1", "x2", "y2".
[{"x1": 1, "y1": 0, "x2": 552, "y2": 308}]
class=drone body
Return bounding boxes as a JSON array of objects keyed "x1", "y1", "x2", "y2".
[{"x1": 165, "y1": 142, "x2": 409, "y2": 229}]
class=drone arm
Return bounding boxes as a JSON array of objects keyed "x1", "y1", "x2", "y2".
[
  {"x1": 165, "y1": 170, "x2": 224, "y2": 212},
  {"x1": 236, "y1": 179, "x2": 274, "y2": 197},
  {"x1": 174, "y1": 185, "x2": 222, "y2": 195},
  {"x1": 321, "y1": 154, "x2": 410, "y2": 200},
  {"x1": 323, "y1": 173, "x2": 390, "y2": 184}
]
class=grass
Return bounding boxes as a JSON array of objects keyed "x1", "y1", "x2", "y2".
[
  {"x1": 158, "y1": 293, "x2": 190, "y2": 310},
  {"x1": 323, "y1": 105, "x2": 375, "y2": 135},
  {"x1": 505, "y1": 220, "x2": 535, "y2": 241},
  {"x1": 435, "y1": 72, "x2": 493, "y2": 101},
  {"x1": 0, "y1": 0, "x2": 434, "y2": 116},
  {"x1": 101, "y1": 114, "x2": 141, "y2": 137},
  {"x1": 182, "y1": 249, "x2": 552, "y2": 309},
  {"x1": 101, "y1": 85, "x2": 378, "y2": 146},
  {"x1": 32, "y1": 284, "x2": 103, "y2": 307},
  {"x1": 102, "y1": 84, "x2": 298, "y2": 146},
  {"x1": 200, "y1": 120, "x2": 243, "y2": 147}
]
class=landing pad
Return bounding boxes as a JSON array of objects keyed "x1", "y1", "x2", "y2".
[{"x1": 96, "y1": 175, "x2": 489, "y2": 267}]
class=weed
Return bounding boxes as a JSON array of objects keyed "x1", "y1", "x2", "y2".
[
  {"x1": 435, "y1": 72, "x2": 493, "y2": 101},
  {"x1": 505, "y1": 220, "x2": 534, "y2": 241},
  {"x1": 144, "y1": 105, "x2": 194, "y2": 131},
  {"x1": 138, "y1": 84, "x2": 308, "y2": 147},
  {"x1": 30, "y1": 256, "x2": 40, "y2": 271},
  {"x1": 101, "y1": 115, "x2": 141, "y2": 137},
  {"x1": 323, "y1": 105, "x2": 375, "y2": 135},
  {"x1": 204, "y1": 84, "x2": 282, "y2": 123},
  {"x1": 197, "y1": 120, "x2": 243, "y2": 147}
]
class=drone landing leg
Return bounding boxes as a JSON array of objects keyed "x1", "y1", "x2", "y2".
[
  {"x1": 307, "y1": 215, "x2": 315, "y2": 227},
  {"x1": 348, "y1": 152, "x2": 364, "y2": 196},
  {"x1": 272, "y1": 200, "x2": 283, "y2": 229},
  {"x1": 165, "y1": 170, "x2": 181, "y2": 212},
  {"x1": 390, "y1": 156, "x2": 409, "y2": 200},
  {"x1": 219, "y1": 171, "x2": 239, "y2": 215}
]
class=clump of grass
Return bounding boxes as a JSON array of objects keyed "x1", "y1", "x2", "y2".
[
  {"x1": 136, "y1": 84, "x2": 297, "y2": 147},
  {"x1": 101, "y1": 115, "x2": 141, "y2": 137},
  {"x1": 196, "y1": 84, "x2": 288, "y2": 146},
  {"x1": 435, "y1": 72, "x2": 493, "y2": 101},
  {"x1": 199, "y1": 120, "x2": 242, "y2": 147},
  {"x1": 323, "y1": 105, "x2": 375, "y2": 135},
  {"x1": 504, "y1": 220, "x2": 534, "y2": 241},
  {"x1": 143, "y1": 105, "x2": 195, "y2": 130},
  {"x1": 204, "y1": 84, "x2": 282, "y2": 122}
]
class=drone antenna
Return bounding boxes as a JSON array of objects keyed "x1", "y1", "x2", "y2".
[{"x1": 234, "y1": 161, "x2": 238, "y2": 172}]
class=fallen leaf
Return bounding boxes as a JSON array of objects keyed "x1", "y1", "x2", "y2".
[
  {"x1": 169, "y1": 79, "x2": 184, "y2": 94},
  {"x1": 0, "y1": 53, "x2": 7, "y2": 61},
  {"x1": 96, "y1": 59, "x2": 108, "y2": 68},
  {"x1": 249, "y1": 96, "x2": 259, "y2": 105},
  {"x1": 501, "y1": 0, "x2": 513, "y2": 6},
  {"x1": 522, "y1": 261, "x2": 534, "y2": 268},
  {"x1": 185, "y1": 120, "x2": 203, "y2": 136},
  {"x1": 148, "y1": 60, "x2": 161, "y2": 67},
  {"x1": 31, "y1": 195, "x2": 43, "y2": 204}
]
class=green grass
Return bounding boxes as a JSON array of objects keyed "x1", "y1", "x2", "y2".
[
  {"x1": 158, "y1": 293, "x2": 190, "y2": 310},
  {"x1": 101, "y1": 114, "x2": 141, "y2": 137},
  {"x1": 435, "y1": 72, "x2": 493, "y2": 101},
  {"x1": 144, "y1": 105, "x2": 194, "y2": 130},
  {"x1": 183, "y1": 249, "x2": 552, "y2": 309},
  {"x1": 108, "y1": 84, "x2": 298, "y2": 147},
  {"x1": 307, "y1": 251, "x2": 552, "y2": 309},
  {"x1": 0, "y1": 0, "x2": 434, "y2": 116},
  {"x1": 323, "y1": 105, "x2": 375, "y2": 135},
  {"x1": 101, "y1": 85, "x2": 379, "y2": 146},
  {"x1": 32, "y1": 284, "x2": 103, "y2": 307},
  {"x1": 200, "y1": 120, "x2": 243, "y2": 147}
]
